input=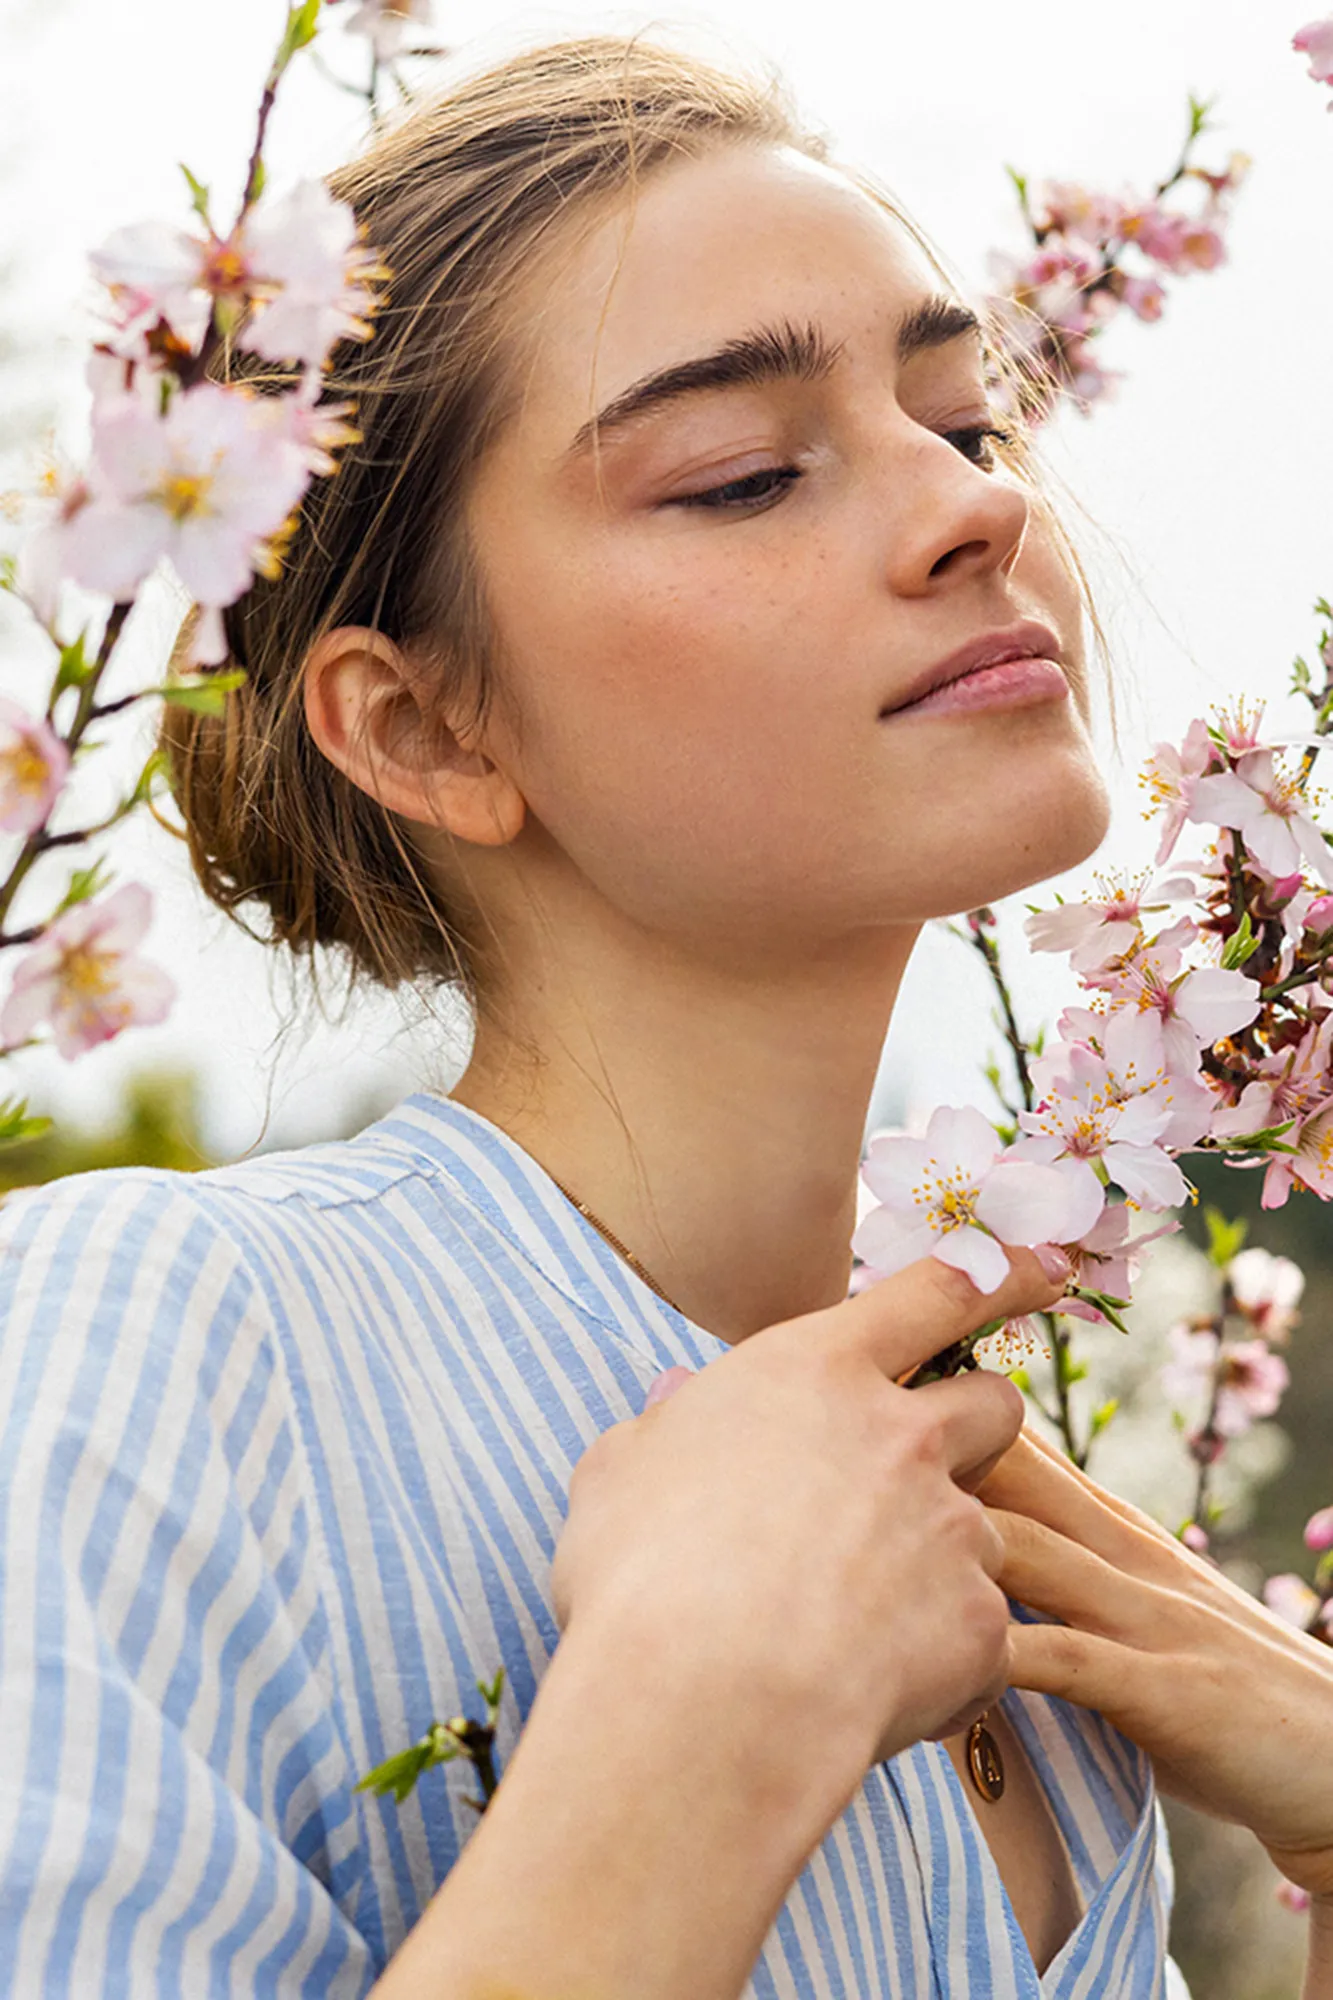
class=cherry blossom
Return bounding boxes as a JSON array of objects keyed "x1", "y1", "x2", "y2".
[
  {"x1": 238, "y1": 181, "x2": 386, "y2": 367},
  {"x1": 88, "y1": 218, "x2": 213, "y2": 364},
  {"x1": 1017, "y1": 1032, "x2": 1186, "y2": 1210},
  {"x1": 1187, "y1": 748, "x2": 1333, "y2": 886},
  {"x1": 58, "y1": 380, "x2": 310, "y2": 657},
  {"x1": 1135, "y1": 211, "x2": 1226, "y2": 273},
  {"x1": 0, "y1": 885, "x2": 175, "y2": 1060},
  {"x1": 1083, "y1": 919, "x2": 1261, "y2": 1075},
  {"x1": 1053, "y1": 1203, "x2": 1177, "y2": 1324},
  {"x1": 333, "y1": 0, "x2": 434, "y2": 60},
  {"x1": 11, "y1": 453, "x2": 95, "y2": 629},
  {"x1": 1161, "y1": 1325, "x2": 1290, "y2": 1437},
  {"x1": 1303, "y1": 1505, "x2": 1333, "y2": 1553},
  {"x1": 1139, "y1": 719, "x2": 1215, "y2": 865},
  {"x1": 1226, "y1": 1247, "x2": 1305, "y2": 1344},
  {"x1": 1210, "y1": 1014, "x2": 1333, "y2": 1145},
  {"x1": 853, "y1": 1104, "x2": 1104, "y2": 1295},
  {"x1": 1294, "y1": 17, "x2": 1333, "y2": 87},
  {"x1": 0, "y1": 700, "x2": 70, "y2": 836},
  {"x1": 1264, "y1": 1572, "x2": 1323, "y2": 1631},
  {"x1": 1119, "y1": 274, "x2": 1166, "y2": 322},
  {"x1": 1261, "y1": 1103, "x2": 1333, "y2": 1207}
]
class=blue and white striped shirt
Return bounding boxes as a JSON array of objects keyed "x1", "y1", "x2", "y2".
[{"x1": 0, "y1": 1089, "x2": 1188, "y2": 1997}]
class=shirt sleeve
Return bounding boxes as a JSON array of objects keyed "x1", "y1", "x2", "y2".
[{"x1": 0, "y1": 1169, "x2": 378, "y2": 1998}]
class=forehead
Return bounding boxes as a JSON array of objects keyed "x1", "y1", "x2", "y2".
[{"x1": 506, "y1": 144, "x2": 946, "y2": 441}]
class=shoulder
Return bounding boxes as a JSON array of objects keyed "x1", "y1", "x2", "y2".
[{"x1": 0, "y1": 1109, "x2": 440, "y2": 1338}]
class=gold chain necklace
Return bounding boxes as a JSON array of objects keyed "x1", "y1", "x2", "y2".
[
  {"x1": 544, "y1": 1170, "x2": 686, "y2": 1317},
  {"x1": 545, "y1": 1166, "x2": 1004, "y2": 1804}
]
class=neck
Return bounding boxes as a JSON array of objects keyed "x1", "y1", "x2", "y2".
[{"x1": 451, "y1": 921, "x2": 919, "y2": 1343}]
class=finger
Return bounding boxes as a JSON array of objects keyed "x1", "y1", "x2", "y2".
[
  {"x1": 978, "y1": 1428, "x2": 1183, "y2": 1573},
  {"x1": 909, "y1": 1372, "x2": 1025, "y2": 1484},
  {"x1": 830, "y1": 1245, "x2": 1072, "y2": 1383},
  {"x1": 990, "y1": 1506, "x2": 1153, "y2": 1639},
  {"x1": 1006, "y1": 1619, "x2": 1136, "y2": 1719},
  {"x1": 1004, "y1": 1425, "x2": 1184, "y2": 1548}
]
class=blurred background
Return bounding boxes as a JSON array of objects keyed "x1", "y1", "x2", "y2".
[{"x1": 3, "y1": 0, "x2": 1332, "y2": 1989}]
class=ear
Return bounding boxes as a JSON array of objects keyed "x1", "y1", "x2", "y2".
[{"x1": 302, "y1": 625, "x2": 526, "y2": 848}]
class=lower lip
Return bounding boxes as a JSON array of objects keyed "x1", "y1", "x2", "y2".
[{"x1": 889, "y1": 656, "x2": 1069, "y2": 719}]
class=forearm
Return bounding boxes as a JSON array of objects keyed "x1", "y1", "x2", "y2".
[
  {"x1": 1304, "y1": 1898, "x2": 1333, "y2": 2000},
  {"x1": 369, "y1": 1621, "x2": 840, "y2": 2000}
]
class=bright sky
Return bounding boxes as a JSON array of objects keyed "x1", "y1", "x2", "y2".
[{"x1": 2, "y1": 0, "x2": 1330, "y2": 1154}]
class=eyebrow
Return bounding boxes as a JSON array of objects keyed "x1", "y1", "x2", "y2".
[{"x1": 566, "y1": 294, "x2": 982, "y2": 457}]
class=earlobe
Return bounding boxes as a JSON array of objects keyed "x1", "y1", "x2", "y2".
[{"x1": 301, "y1": 624, "x2": 527, "y2": 848}]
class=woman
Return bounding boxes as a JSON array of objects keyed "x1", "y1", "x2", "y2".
[{"x1": 1, "y1": 34, "x2": 1330, "y2": 1999}]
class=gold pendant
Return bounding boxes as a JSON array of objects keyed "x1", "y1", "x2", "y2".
[{"x1": 966, "y1": 1714, "x2": 1005, "y2": 1803}]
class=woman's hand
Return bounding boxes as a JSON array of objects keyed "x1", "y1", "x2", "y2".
[
  {"x1": 552, "y1": 1249, "x2": 1068, "y2": 1819},
  {"x1": 979, "y1": 1425, "x2": 1333, "y2": 1897},
  {"x1": 372, "y1": 1250, "x2": 1073, "y2": 2000}
]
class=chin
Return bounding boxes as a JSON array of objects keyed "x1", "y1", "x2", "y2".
[{"x1": 918, "y1": 750, "x2": 1112, "y2": 919}]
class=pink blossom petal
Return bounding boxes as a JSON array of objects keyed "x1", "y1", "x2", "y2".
[
  {"x1": 859, "y1": 1134, "x2": 931, "y2": 1208},
  {"x1": 1175, "y1": 968, "x2": 1261, "y2": 1044},
  {"x1": 1303, "y1": 1506, "x2": 1333, "y2": 1553},
  {"x1": 849, "y1": 1207, "x2": 935, "y2": 1278},
  {"x1": 1263, "y1": 1573, "x2": 1320, "y2": 1630},
  {"x1": 975, "y1": 1159, "x2": 1091, "y2": 1247},
  {"x1": 933, "y1": 1224, "x2": 1011, "y2": 1295},
  {"x1": 929, "y1": 1105, "x2": 1004, "y2": 1181},
  {"x1": 1102, "y1": 1140, "x2": 1188, "y2": 1211}
]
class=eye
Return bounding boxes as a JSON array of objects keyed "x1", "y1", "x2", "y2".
[
  {"x1": 672, "y1": 466, "x2": 803, "y2": 511},
  {"x1": 942, "y1": 422, "x2": 1016, "y2": 470}
]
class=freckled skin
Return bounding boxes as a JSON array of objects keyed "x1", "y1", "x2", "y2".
[{"x1": 464, "y1": 144, "x2": 1110, "y2": 963}]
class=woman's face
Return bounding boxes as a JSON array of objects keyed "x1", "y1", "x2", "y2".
[{"x1": 464, "y1": 142, "x2": 1110, "y2": 963}]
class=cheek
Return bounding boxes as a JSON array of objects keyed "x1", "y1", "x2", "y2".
[{"x1": 488, "y1": 534, "x2": 868, "y2": 897}]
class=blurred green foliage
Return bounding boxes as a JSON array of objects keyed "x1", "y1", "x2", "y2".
[{"x1": 0, "y1": 1070, "x2": 215, "y2": 1190}]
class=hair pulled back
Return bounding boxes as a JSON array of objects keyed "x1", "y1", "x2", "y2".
[{"x1": 160, "y1": 35, "x2": 822, "y2": 1002}]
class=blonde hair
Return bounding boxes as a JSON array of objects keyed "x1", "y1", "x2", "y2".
[
  {"x1": 161, "y1": 33, "x2": 1095, "y2": 1007},
  {"x1": 161, "y1": 35, "x2": 820, "y2": 1003}
]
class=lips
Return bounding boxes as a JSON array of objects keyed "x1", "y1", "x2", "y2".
[{"x1": 881, "y1": 620, "x2": 1064, "y2": 718}]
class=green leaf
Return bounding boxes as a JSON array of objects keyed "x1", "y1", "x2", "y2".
[
  {"x1": 476, "y1": 1668, "x2": 506, "y2": 1715},
  {"x1": 1203, "y1": 1205, "x2": 1247, "y2": 1268},
  {"x1": 54, "y1": 634, "x2": 94, "y2": 695},
  {"x1": 55, "y1": 860, "x2": 110, "y2": 914},
  {"x1": 276, "y1": 0, "x2": 322, "y2": 70},
  {"x1": 1089, "y1": 1397, "x2": 1119, "y2": 1438},
  {"x1": 1220, "y1": 910, "x2": 1259, "y2": 970},
  {"x1": 1008, "y1": 1366, "x2": 1032, "y2": 1392},
  {"x1": 1217, "y1": 1123, "x2": 1297, "y2": 1156},
  {"x1": 0, "y1": 1095, "x2": 51, "y2": 1145},
  {"x1": 1292, "y1": 655, "x2": 1313, "y2": 695},
  {"x1": 157, "y1": 670, "x2": 247, "y2": 717},
  {"x1": 178, "y1": 162, "x2": 213, "y2": 227},
  {"x1": 1004, "y1": 164, "x2": 1029, "y2": 202},
  {"x1": 356, "y1": 1743, "x2": 432, "y2": 1803}
]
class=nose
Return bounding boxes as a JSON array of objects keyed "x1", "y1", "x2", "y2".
[{"x1": 876, "y1": 423, "x2": 1031, "y2": 598}]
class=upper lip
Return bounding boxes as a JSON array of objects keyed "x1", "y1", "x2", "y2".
[{"x1": 880, "y1": 620, "x2": 1063, "y2": 717}]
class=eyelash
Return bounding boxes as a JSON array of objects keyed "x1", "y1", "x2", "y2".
[{"x1": 676, "y1": 422, "x2": 1017, "y2": 511}]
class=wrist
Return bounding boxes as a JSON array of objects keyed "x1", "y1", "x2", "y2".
[{"x1": 374, "y1": 1616, "x2": 845, "y2": 2000}]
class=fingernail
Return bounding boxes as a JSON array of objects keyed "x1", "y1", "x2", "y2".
[
  {"x1": 643, "y1": 1366, "x2": 693, "y2": 1410},
  {"x1": 1033, "y1": 1242, "x2": 1072, "y2": 1285}
]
